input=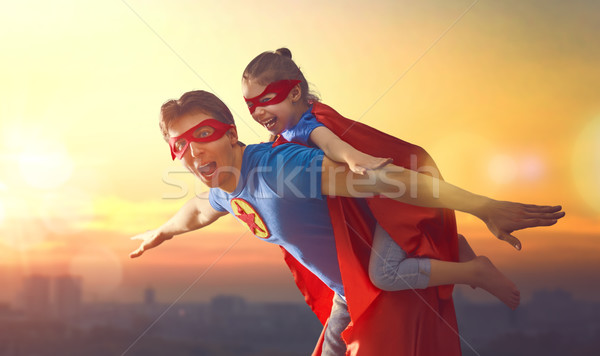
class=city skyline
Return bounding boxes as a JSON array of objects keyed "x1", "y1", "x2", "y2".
[{"x1": 2, "y1": 283, "x2": 599, "y2": 355}]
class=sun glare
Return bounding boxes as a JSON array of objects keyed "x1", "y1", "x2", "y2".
[
  {"x1": 488, "y1": 154, "x2": 518, "y2": 185},
  {"x1": 0, "y1": 199, "x2": 5, "y2": 226},
  {"x1": 520, "y1": 154, "x2": 545, "y2": 181},
  {"x1": 572, "y1": 116, "x2": 600, "y2": 213},
  {"x1": 38, "y1": 189, "x2": 95, "y2": 235},
  {"x1": 18, "y1": 139, "x2": 74, "y2": 190}
]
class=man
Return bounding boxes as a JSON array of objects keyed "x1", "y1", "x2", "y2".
[{"x1": 130, "y1": 90, "x2": 564, "y2": 355}]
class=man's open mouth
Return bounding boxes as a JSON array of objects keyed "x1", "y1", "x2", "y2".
[{"x1": 197, "y1": 162, "x2": 217, "y2": 177}]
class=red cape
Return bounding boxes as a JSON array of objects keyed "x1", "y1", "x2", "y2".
[{"x1": 276, "y1": 102, "x2": 461, "y2": 356}]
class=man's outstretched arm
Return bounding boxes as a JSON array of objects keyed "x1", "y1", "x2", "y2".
[
  {"x1": 129, "y1": 191, "x2": 227, "y2": 258},
  {"x1": 320, "y1": 157, "x2": 565, "y2": 250}
]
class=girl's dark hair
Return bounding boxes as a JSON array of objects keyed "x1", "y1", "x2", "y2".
[
  {"x1": 242, "y1": 48, "x2": 319, "y2": 104},
  {"x1": 159, "y1": 90, "x2": 243, "y2": 145}
]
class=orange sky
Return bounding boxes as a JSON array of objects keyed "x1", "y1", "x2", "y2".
[{"x1": 0, "y1": 0, "x2": 599, "y2": 305}]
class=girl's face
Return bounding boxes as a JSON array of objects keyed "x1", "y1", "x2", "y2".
[{"x1": 242, "y1": 78, "x2": 303, "y2": 136}]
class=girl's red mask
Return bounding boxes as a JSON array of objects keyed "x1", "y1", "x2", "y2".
[
  {"x1": 168, "y1": 118, "x2": 234, "y2": 160},
  {"x1": 244, "y1": 79, "x2": 301, "y2": 114}
]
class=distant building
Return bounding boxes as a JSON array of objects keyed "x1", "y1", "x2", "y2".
[
  {"x1": 531, "y1": 288, "x2": 573, "y2": 305},
  {"x1": 209, "y1": 295, "x2": 246, "y2": 329},
  {"x1": 22, "y1": 275, "x2": 51, "y2": 318},
  {"x1": 144, "y1": 286, "x2": 156, "y2": 305},
  {"x1": 54, "y1": 275, "x2": 82, "y2": 319},
  {"x1": 210, "y1": 295, "x2": 246, "y2": 316}
]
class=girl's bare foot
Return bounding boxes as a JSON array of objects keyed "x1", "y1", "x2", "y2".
[{"x1": 472, "y1": 256, "x2": 520, "y2": 309}]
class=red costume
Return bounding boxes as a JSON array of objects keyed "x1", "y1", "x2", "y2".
[{"x1": 275, "y1": 102, "x2": 462, "y2": 355}]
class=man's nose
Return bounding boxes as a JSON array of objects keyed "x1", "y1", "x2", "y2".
[{"x1": 189, "y1": 142, "x2": 204, "y2": 157}]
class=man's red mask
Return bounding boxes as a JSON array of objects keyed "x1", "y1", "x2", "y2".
[
  {"x1": 168, "y1": 119, "x2": 234, "y2": 160},
  {"x1": 244, "y1": 79, "x2": 301, "y2": 114}
]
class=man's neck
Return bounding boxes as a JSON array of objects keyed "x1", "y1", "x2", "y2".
[{"x1": 219, "y1": 144, "x2": 246, "y2": 193}]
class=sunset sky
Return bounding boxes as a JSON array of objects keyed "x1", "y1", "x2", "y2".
[{"x1": 0, "y1": 0, "x2": 599, "y2": 306}]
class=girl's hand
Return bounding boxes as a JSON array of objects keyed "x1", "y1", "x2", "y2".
[
  {"x1": 129, "y1": 230, "x2": 173, "y2": 258},
  {"x1": 477, "y1": 200, "x2": 565, "y2": 250},
  {"x1": 347, "y1": 152, "x2": 393, "y2": 175}
]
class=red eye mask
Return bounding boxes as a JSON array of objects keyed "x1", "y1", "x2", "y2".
[
  {"x1": 168, "y1": 118, "x2": 235, "y2": 160},
  {"x1": 244, "y1": 79, "x2": 301, "y2": 114}
]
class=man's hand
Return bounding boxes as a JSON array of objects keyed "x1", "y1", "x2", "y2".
[
  {"x1": 478, "y1": 200, "x2": 565, "y2": 250},
  {"x1": 129, "y1": 230, "x2": 173, "y2": 258}
]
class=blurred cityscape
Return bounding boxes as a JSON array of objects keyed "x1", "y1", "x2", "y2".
[{"x1": 0, "y1": 275, "x2": 599, "y2": 355}]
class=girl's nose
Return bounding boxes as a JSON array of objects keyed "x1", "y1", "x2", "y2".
[{"x1": 253, "y1": 106, "x2": 266, "y2": 118}]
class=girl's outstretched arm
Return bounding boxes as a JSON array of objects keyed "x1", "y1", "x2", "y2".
[
  {"x1": 310, "y1": 126, "x2": 391, "y2": 174},
  {"x1": 320, "y1": 157, "x2": 565, "y2": 250},
  {"x1": 129, "y1": 191, "x2": 227, "y2": 258}
]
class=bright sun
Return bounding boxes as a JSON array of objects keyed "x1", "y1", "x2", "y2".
[{"x1": 18, "y1": 139, "x2": 74, "y2": 190}]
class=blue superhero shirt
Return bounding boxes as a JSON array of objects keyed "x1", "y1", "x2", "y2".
[
  {"x1": 281, "y1": 106, "x2": 324, "y2": 146},
  {"x1": 209, "y1": 142, "x2": 345, "y2": 297}
]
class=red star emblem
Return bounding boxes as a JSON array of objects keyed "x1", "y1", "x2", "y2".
[
  {"x1": 230, "y1": 198, "x2": 270, "y2": 239},
  {"x1": 234, "y1": 201, "x2": 265, "y2": 234}
]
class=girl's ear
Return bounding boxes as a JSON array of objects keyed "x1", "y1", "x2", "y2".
[{"x1": 290, "y1": 84, "x2": 302, "y2": 103}]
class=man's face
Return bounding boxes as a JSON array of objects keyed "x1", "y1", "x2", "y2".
[{"x1": 168, "y1": 111, "x2": 239, "y2": 191}]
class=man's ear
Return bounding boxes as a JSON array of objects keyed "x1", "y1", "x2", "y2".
[
  {"x1": 227, "y1": 127, "x2": 239, "y2": 145},
  {"x1": 290, "y1": 84, "x2": 302, "y2": 103}
]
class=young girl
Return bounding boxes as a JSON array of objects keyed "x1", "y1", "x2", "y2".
[{"x1": 241, "y1": 48, "x2": 520, "y2": 310}]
